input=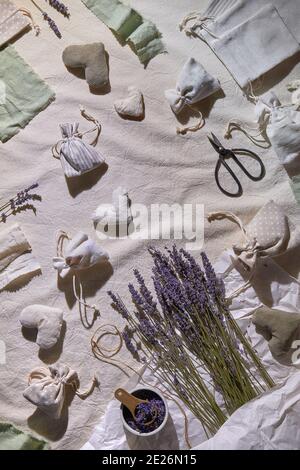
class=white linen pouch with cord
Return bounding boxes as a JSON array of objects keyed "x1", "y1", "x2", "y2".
[
  {"x1": 266, "y1": 106, "x2": 300, "y2": 177},
  {"x1": 59, "y1": 122, "x2": 105, "y2": 178},
  {"x1": 184, "y1": 2, "x2": 300, "y2": 89},
  {"x1": 53, "y1": 231, "x2": 109, "y2": 279},
  {"x1": 23, "y1": 364, "x2": 78, "y2": 419},
  {"x1": 164, "y1": 57, "x2": 221, "y2": 114}
]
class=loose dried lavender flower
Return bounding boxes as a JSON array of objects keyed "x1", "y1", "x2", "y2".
[
  {"x1": 127, "y1": 399, "x2": 165, "y2": 433},
  {"x1": 47, "y1": 0, "x2": 69, "y2": 17}
]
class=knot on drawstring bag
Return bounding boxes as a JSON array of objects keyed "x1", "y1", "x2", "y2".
[{"x1": 179, "y1": 12, "x2": 219, "y2": 39}]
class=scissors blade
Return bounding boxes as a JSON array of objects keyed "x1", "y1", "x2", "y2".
[
  {"x1": 208, "y1": 135, "x2": 221, "y2": 153},
  {"x1": 210, "y1": 132, "x2": 224, "y2": 149}
]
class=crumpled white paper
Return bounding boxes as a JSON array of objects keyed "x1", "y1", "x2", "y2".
[{"x1": 82, "y1": 250, "x2": 300, "y2": 450}]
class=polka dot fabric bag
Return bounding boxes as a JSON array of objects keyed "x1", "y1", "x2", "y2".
[
  {"x1": 0, "y1": 0, "x2": 31, "y2": 47},
  {"x1": 208, "y1": 201, "x2": 290, "y2": 273}
]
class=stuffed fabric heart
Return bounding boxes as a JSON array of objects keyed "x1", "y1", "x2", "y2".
[
  {"x1": 253, "y1": 306, "x2": 300, "y2": 364},
  {"x1": 53, "y1": 232, "x2": 109, "y2": 279},
  {"x1": 20, "y1": 305, "x2": 63, "y2": 350},
  {"x1": 165, "y1": 57, "x2": 221, "y2": 114},
  {"x1": 62, "y1": 43, "x2": 109, "y2": 89},
  {"x1": 114, "y1": 87, "x2": 144, "y2": 120}
]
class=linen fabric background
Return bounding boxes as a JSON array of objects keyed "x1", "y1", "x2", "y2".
[{"x1": 0, "y1": 0, "x2": 300, "y2": 450}]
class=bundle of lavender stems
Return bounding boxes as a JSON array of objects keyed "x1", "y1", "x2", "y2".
[{"x1": 108, "y1": 246, "x2": 275, "y2": 436}]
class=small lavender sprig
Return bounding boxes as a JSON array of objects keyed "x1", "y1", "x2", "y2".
[
  {"x1": 30, "y1": 0, "x2": 62, "y2": 38},
  {"x1": 42, "y1": 12, "x2": 62, "y2": 38},
  {"x1": 46, "y1": 0, "x2": 70, "y2": 17},
  {"x1": 0, "y1": 183, "x2": 40, "y2": 223}
]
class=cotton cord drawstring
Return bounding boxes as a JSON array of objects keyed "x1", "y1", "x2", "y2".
[
  {"x1": 179, "y1": 11, "x2": 219, "y2": 39},
  {"x1": 91, "y1": 324, "x2": 192, "y2": 449},
  {"x1": 72, "y1": 274, "x2": 98, "y2": 314},
  {"x1": 176, "y1": 110, "x2": 205, "y2": 135},
  {"x1": 52, "y1": 106, "x2": 102, "y2": 159},
  {"x1": 224, "y1": 81, "x2": 271, "y2": 147},
  {"x1": 207, "y1": 211, "x2": 258, "y2": 302}
]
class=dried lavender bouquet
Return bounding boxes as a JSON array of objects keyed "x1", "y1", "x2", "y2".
[{"x1": 109, "y1": 246, "x2": 275, "y2": 436}]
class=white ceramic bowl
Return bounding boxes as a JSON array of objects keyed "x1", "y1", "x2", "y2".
[{"x1": 120, "y1": 386, "x2": 169, "y2": 437}]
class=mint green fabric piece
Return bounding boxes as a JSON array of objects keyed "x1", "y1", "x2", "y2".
[
  {"x1": 81, "y1": 0, "x2": 165, "y2": 65},
  {"x1": 291, "y1": 176, "x2": 300, "y2": 204},
  {"x1": 0, "y1": 423, "x2": 49, "y2": 450},
  {"x1": 0, "y1": 45, "x2": 55, "y2": 143}
]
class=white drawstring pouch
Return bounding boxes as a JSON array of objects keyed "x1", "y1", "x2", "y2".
[
  {"x1": 225, "y1": 89, "x2": 300, "y2": 177},
  {"x1": 164, "y1": 57, "x2": 221, "y2": 114},
  {"x1": 267, "y1": 106, "x2": 300, "y2": 177},
  {"x1": 53, "y1": 231, "x2": 109, "y2": 279},
  {"x1": 23, "y1": 364, "x2": 97, "y2": 420},
  {"x1": 180, "y1": 1, "x2": 300, "y2": 89}
]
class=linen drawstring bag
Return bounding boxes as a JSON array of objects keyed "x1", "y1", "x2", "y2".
[
  {"x1": 0, "y1": 0, "x2": 39, "y2": 47},
  {"x1": 208, "y1": 200, "x2": 291, "y2": 300},
  {"x1": 180, "y1": 0, "x2": 300, "y2": 89},
  {"x1": 0, "y1": 45, "x2": 55, "y2": 143},
  {"x1": 80, "y1": 0, "x2": 165, "y2": 66},
  {"x1": 0, "y1": 223, "x2": 41, "y2": 291},
  {"x1": 53, "y1": 230, "x2": 109, "y2": 313},
  {"x1": 23, "y1": 364, "x2": 98, "y2": 420},
  {"x1": 225, "y1": 86, "x2": 300, "y2": 177},
  {"x1": 52, "y1": 107, "x2": 105, "y2": 178},
  {"x1": 165, "y1": 57, "x2": 221, "y2": 134}
]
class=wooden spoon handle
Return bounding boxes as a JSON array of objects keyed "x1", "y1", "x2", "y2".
[{"x1": 115, "y1": 388, "x2": 141, "y2": 416}]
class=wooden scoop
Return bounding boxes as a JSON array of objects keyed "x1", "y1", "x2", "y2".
[{"x1": 115, "y1": 388, "x2": 157, "y2": 426}]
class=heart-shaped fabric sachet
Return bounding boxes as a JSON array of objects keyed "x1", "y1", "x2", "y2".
[
  {"x1": 253, "y1": 306, "x2": 300, "y2": 364},
  {"x1": 62, "y1": 42, "x2": 109, "y2": 89},
  {"x1": 20, "y1": 305, "x2": 63, "y2": 350},
  {"x1": 114, "y1": 87, "x2": 144, "y2": 120}
]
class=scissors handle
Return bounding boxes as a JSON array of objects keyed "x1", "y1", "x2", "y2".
[
  {"x1": 231, "y1": 148, "x2": 265, "y2": 181},
  {"x1": 215, "y1": 157, "x2": 243, "y2": 198}
]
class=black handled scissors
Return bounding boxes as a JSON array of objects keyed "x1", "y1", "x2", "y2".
[{"x1": 208, "y1": 133, "x2": 265, "y2": 197}]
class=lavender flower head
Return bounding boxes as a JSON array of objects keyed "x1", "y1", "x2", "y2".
[
  {"x1": 47, "y1": 0, "x2": 70, "y2": 17},
  {"x1": 43, "y1": 12, "x2": 62, "y2": 38}
]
